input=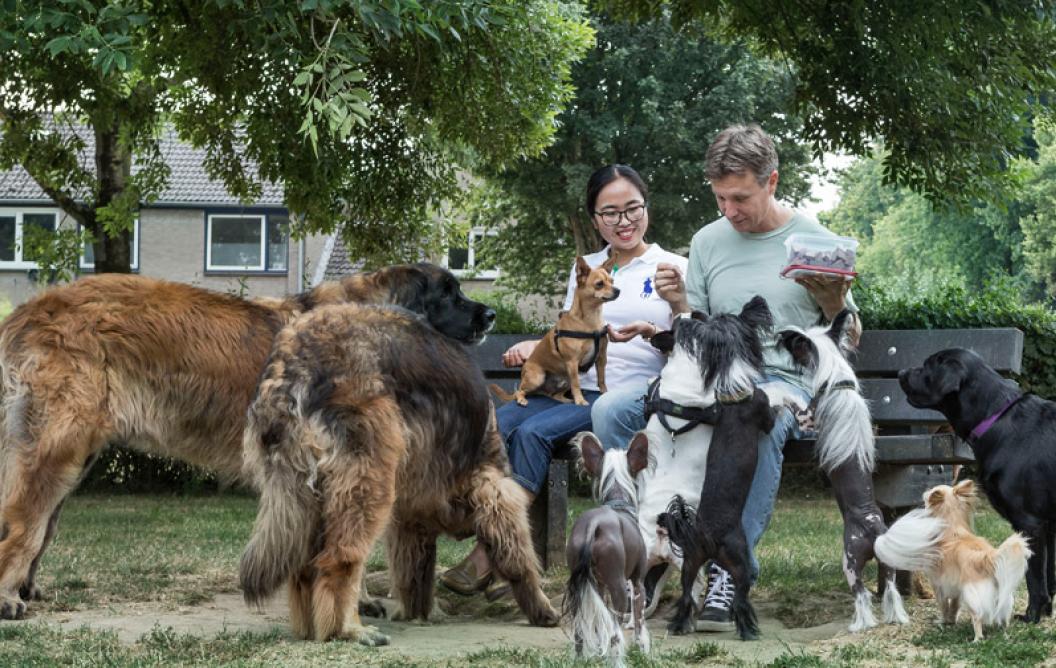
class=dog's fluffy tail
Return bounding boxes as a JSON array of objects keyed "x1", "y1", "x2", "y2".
[
  {"x1": 488, "y1": 383, "x2": 517, "y2": 403},
  {"x1": 239, "y1": 377, "x2": 324, "y2": 607},
  {"x1": 993, "y1": 532, "x2": 1031, "y2": 625},
  {"x1": 564, "y1": 527, "x2": 625, "y2": 663},
  {"x1": 874, "y1": 508, "x2": 945, "y2": 572}
]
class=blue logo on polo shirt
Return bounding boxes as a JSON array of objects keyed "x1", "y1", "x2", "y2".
[{"x1": 641, "y1": 277, "x2": 653, "y2": 299}]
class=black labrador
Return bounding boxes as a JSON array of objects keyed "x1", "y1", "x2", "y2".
[{"x1": 899, "y1": 347, "x2": 1056, "y2": 622}]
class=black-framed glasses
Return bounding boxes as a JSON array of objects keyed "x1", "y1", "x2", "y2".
[{"x1": 593, "y1": 203, "x2": 647, "y2": 227}]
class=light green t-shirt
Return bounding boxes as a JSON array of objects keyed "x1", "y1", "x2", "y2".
[{"x1": 685, "y1": 212, "x2": 857, "y2": 390}]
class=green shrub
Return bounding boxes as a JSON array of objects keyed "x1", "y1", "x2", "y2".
[
  {"x1": 79, "y1": 447, "x2": 239, "y2": 495},
  {"x1": 467, "y1": 289, "x2": 549, "y2": 334},
  {"x1": 856, "y1": 277, "x2": 1056, "y2": 398}
]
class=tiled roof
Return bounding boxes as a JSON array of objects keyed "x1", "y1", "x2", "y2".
[
  {"x1": 0, "y1": 124, "x2": 284, "y2": 207},
  {"x1": 321, "y1": 233, "x2": 363, "y2": 283}
]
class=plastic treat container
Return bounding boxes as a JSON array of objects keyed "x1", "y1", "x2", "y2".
[{"x1": 780, "y1": 233, "x2": 859, "y2": 281}]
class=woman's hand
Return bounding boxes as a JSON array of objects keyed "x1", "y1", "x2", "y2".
[
  {"x1": 502, "y1": 339, "x2": 539, "y2": 368},
  {"x1": 609, "y1": 320, "x2": 658, "y2": 343},
  {"x1": 795, "y1": 275, "x2": 851, "y2": 320},
  {"x1": 654, "y1": 262, "x2": 690, "y2": 314}
]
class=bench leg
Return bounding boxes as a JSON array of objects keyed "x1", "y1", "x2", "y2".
[{"x1": 529, "y1": 459, "x2": 569, "y2": 571}]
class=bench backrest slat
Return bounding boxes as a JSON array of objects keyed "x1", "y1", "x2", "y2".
[{"x1": 853, "y1": 328, "x2": 1023, "y2": 376}]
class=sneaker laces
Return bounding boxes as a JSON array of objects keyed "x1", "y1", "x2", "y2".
[{"x1": 703, "y1": 564, "x2": 734, "y2": 610}]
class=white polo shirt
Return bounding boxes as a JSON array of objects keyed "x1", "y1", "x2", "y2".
[{"x1": 561, "y1": 244, "x2": 689, "y2": 392}]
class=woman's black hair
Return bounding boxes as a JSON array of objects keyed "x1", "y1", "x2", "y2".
[{"x1": 585, "y1": 164, "x2": 649, "y2": 216}]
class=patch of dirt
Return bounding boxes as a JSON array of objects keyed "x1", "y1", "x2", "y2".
[{"x1": 19, "y1": 577, "x2": 852, "y2": 663}]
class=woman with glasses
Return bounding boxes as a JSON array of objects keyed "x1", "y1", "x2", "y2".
[{"x1": 440, "y1": 164, "x2": 688, "y2": 600}]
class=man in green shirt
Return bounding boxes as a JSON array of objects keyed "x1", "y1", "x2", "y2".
[{"x1": 591, "y1": 124, "x2": 859, "y2": 629}]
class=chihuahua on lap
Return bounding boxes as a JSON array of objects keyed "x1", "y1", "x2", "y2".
[{"x1": 493, "y1": 257, "x2": 618, "y2": 406}]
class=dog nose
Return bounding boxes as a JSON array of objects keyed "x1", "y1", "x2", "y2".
[
  {"x1": 612, "y1": 287, "x2": 621, "y2": 299},
  {"x1": 483, "y1": 308, "x2": 497, "y2": 324}
]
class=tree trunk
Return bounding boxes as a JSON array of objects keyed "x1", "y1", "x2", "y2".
[
  {"x1": 91, "y1": 122, "x2": 133, "y2": 273},
  {"x1": 568, "y1": 213, "x2": 602, "y2": 257}
]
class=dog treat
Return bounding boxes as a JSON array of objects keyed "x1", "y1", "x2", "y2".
[{"x1": 780, "y1": 233, "x2": 859, "y2": 280}]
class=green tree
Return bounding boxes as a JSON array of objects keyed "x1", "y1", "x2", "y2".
[
  {"x1": 1020, "y1": 118, "x2": 1056, "y2": 299},
  {"x1": 599, "y1": 0, "x2": 1056, "y2": 205},
  {"x1": 477, "y1": 13, "x2": 815, "y2": 295},
  {"x1": 822, "y1": 151, "x2": 1025, "y2": 295},
  {"x1": 0, "y1": 0, "x2": 593, "y2": 273}
]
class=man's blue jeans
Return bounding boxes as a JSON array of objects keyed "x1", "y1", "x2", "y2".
[
  {"x1": 497, "y1": 391, "x2": 601, "y2": 495},
  {"x1": 591, "y1": 375, "x2": 812, "y2": 582}
]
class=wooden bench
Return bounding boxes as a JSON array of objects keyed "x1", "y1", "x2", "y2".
[{"x1": 469, "y1": 328, "x2": 1025, "y2": 570}]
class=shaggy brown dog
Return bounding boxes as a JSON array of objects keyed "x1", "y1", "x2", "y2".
[
  {"x1": 0, "y1": 264, "x2": 497, "y2": 621},
  {"x1": 239, "y1": 304, "x2": 558, "y2": 644}
]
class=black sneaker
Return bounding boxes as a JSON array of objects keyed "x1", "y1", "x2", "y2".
[{"x1": 696, "y1": 563, "x2": 735, "y2": 632}]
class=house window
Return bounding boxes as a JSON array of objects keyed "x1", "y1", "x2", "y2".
[
  {"x1": 0, "y1": 208, "x2": 60, "y2": 269},
  {"x1": 206, "y1": 213, "x2": 288, "y2": 272},
  {"x1": 446, "y1": 227, "x2": 498, "y2": 279},
  {"x1": 81, "y1": 219, "x2": 140, "y2": 270}
]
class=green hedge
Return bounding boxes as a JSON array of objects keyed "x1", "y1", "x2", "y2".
[
  {"x1": 78, "y1": 447, "x2": 239, "y2": 495},
  {"x1": 856, "y1": 278, "x2": 1056, "y2": 398}
]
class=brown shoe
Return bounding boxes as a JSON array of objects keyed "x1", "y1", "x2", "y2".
[
  {"x1": 484, "y1": 577, "x2": 512, "y2": 602},
  {"x1": 439, "y1": 557, "x2": 492, "y2": 596}
]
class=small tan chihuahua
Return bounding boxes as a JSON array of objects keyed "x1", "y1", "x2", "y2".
[{"x1": 492, "y1": 257, "x2": 619, "y2": 406}]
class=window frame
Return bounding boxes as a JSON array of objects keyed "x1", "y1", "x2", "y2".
[
  {"x1": 79, "y1": 218, "x2": 141, "y2": 271},
  {"x1": 446, "y1": 226, "x2": 499, "y2": 280},
  {"x1": 0, "y1": 207, "x2": 62, "y2": 270},
  {"x1": 204, "y1": 211, "x2": 290, "y2": 274}
]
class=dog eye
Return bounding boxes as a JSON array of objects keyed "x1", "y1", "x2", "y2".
[{"x1": 594, "y1": 281, "x2": 603, "y2": 288}]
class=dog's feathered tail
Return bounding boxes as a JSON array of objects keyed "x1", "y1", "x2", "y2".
[
  {"x1": 563, "y1": 521, "x2": 625, "y2": 665},
  {"x1": 239, "y1": 376, "x2": 324, "y2": 607},
  {"x1": 993, "y1": 532, "x2": 1031, "y2": 625},
  {"x1": 873, "y1": 508, "x2": 945, "y2": 572}
]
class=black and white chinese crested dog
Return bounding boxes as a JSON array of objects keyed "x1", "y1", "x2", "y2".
[{"x1": 777, "y1": 309, "x2": 912, "y2": 632}]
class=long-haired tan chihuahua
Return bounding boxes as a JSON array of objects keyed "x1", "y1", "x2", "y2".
[
  {"x1": 876, "y1": 479, "x2": 1031, "y2": 641},
  {"x1": 493, "y1": 257, "x2": 618, "y2": 406}
]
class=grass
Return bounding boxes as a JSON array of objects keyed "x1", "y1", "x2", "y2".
[{"x1": 2, "y1": 486, "x2": 1053, "y2": 666}]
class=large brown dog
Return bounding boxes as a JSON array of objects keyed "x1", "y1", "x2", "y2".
[
  {"x1": 240, "y1": 304, "x2": 558, "y2": 644},
  {"x1": 493, "y1": 257, "x2": 618, "y2": 406},
  {"x1": 0, "y1": 264, "x2": 501, "y2": 621}
]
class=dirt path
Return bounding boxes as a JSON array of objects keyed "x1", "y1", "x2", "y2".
[{"x1": 24, "y1": 592, "x2": 848, "y2": 663}]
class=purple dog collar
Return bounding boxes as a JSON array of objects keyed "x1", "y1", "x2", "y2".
[{"x1": 968, "y1": 394, "x2": 1023, "y2": 443}]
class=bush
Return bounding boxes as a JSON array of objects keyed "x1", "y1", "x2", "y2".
[
  {"x1": 856, "y1": 277, "x2": 1056, "y2": 398},
  {"x1": 466, "y1": 289, "x2": 549, "y2": 334},
  {"x1": 78, "y1": 447, "x2": 241, "y2": 495}
]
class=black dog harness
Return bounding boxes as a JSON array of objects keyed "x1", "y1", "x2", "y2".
[
  {"x1": 805, "y1": 379, "x2": 859, "y2": 414},
  {"x1": 554, "y1": 325, "x2": 609, "y2": 372},
  {"x1": 643, "y1": 377, "x2": 752, "y2": 442}
]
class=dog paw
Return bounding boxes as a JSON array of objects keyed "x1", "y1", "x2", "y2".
[
  {"x1": 667, "y1": 616, "x2": 695, "y2": 636},
  {"x1": 19, "y1": 583, "x2": 42, "y2": 602},
  {"x1": 529, "y1": 602, "x2": 560, "y2": 628},
  {"x1": 359, "y1": 599, "x2": 387, "y2": 619},
  {"x1": 343, "y1": 624, "x2": 390, "y2": 647},
  {"x1": 0, "y1": 594, "x2": 26, "y2": 620}
]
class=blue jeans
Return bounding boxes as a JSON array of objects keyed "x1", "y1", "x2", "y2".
[
  {"x1": 498, "y1": 391, "x2": 601, "y2": 495},
  {"x1": 591, "y1": 381, "x2": 650, "y2": 451},
  {"x1": 590, "y1": 374, "x2": 812, "y2": 582}
]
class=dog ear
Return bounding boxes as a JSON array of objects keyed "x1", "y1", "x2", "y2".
[
  {"x1": 650, "y1": 329, "x2": 675, "y2": 354},
  {"x1": 953, "y1": 479, "x2": 976, "y2": 499},
  {"x1": 935, "y1": 356, "x2": 968, "y2": 397},
  {"x1": 600, "y1": 255, "x2": 617, "y2": 273},
  {"x1": 738, "y1": 295, "x2": 773, "y2": 332},
  {"x1": 826, "y1": 309, "x2": 857, "y2": 354},
  {"x1": 924, "y1": 486, "x2": 947, "y2": 510},
  {"x1": 690, "y1": 310, "x2": 708, "y2": 322},
  {"x1": 626, "y1": 431, "x2": 650, "y2": 477},
  {"x1": 575, "y1": 256, "x2": 591, "y2": 286},
  {"x1": 572, "y1": 431, "x2": 605, "y2": 478},
  {"x1": 777, "y1": 329, "x2": 816, "y2": 368}
]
